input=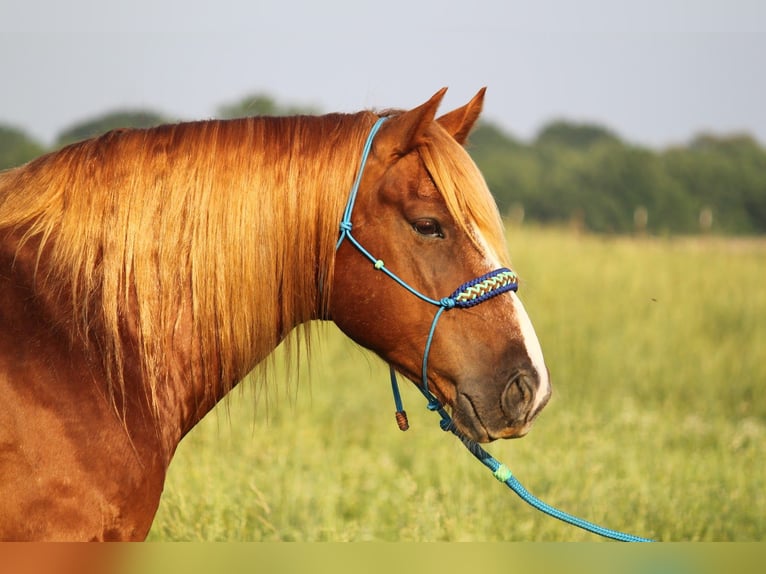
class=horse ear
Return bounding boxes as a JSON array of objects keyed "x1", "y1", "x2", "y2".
[
  {"x1": 377, "y1": 88, "x2": 448, "y2": 156},
  {"x1": 436, "y1": 87, "x2": 486, "y2": 145}
]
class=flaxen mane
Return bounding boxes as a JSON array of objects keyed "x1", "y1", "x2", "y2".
[{"x1": 0, "y1": 111, "x2": 507, "y2": 414}]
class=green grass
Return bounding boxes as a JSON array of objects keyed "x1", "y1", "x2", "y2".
[{"x1": 147, "y1": 227, "x2": 765, "y2": 541}]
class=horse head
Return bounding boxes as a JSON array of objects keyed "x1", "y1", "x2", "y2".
[{"x1": 330, "y1": 89, "x2": 551, "y2": 443}]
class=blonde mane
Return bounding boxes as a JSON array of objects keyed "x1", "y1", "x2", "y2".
[{"x1": 0, "y1": 110, "x2": 507, "y2": 414}]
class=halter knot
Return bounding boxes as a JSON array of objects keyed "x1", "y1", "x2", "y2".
[
  {"x1": 339, "y1": 221, "x2": 353, "y2": 232},
  {"x1": 439, "y1": 297, "x2": 456, "y2": 309},
  {"x1": 493, "y1": 464, "x2": 513, "y2": 483}
]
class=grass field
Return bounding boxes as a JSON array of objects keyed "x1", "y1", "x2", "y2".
[{"x1": 147, "y1": 227, "x2": 765, "y2": 541}]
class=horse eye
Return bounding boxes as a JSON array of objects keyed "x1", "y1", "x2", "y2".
[{"x1": 412, "y1": 219, "x2": 444, "y2": 238}]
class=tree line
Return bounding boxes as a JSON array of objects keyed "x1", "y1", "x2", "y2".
[
  {"x1": 470, "y1": 121, "x2": 766, "y2": 234},
  {"x1": 2, "y1": 94, "x2": 765, "y2": 235}
]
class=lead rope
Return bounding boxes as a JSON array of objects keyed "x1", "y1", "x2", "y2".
[
  {"x1": 389, "y1": 368, "x2": 654, "y2": 542},
  {"x1": 339, "y1": 116, "x2": 653, "y2": 542}
]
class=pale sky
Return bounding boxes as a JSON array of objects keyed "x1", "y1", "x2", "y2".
[{"x1": 1, "y1": 0, "x2": 764, "y2": 148}]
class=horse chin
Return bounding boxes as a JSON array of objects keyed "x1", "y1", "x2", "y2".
[{"x1": 451, "y1": 392, "x2": 534, "y2": 443}]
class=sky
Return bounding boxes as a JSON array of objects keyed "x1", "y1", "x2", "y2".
[{"x1": 1, "y1": 0, "x2": 765, "y2": 148}]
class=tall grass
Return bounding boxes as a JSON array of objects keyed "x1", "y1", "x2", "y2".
[{"x1": 148, "y1": 227, "x2": 765, "y2": 541}]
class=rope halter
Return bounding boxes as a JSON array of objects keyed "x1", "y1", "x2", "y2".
[
  {"x1": 333, "y1": 116, "x2": 653, "y2": 542},
  {"x1": 335, "y1": 117, "x2": 518, "y2": 424}
]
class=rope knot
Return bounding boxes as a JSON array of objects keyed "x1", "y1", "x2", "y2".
[
  {"x1": 339, "y1": 221, "x2": 353, "y2": 232},
  {"x1": 493, "y1": 464, "x2": 513, "y2": 483},
  {"x1": 440, "y1": 297, "x2": 456, "y2": 309}
]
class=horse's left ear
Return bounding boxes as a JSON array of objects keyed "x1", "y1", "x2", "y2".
[
  {"x1": 375, "y1": 88, "x2": 448, "y2": 158},
  {"x1": 436, "y1": 87, "x2": 486, "y2": 145}
]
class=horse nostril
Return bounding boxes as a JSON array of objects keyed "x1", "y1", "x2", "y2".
[{"x1": 501, "y1": 369, "x2": 538, "y2": 422}]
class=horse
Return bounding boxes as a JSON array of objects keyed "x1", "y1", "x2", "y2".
[{"x1": 0, "y1": 88, "x2": 551, "y2": 540}]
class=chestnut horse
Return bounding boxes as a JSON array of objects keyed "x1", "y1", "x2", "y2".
[{"x1": 0, "y1": 89, "x2": 550, "y2": 540}]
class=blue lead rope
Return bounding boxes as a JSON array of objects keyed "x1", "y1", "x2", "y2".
[{"x1": 393, "y1": 367, "x2": 654, "y2": 543}]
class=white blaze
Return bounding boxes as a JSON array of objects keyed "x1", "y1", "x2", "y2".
[
  {"x1": 473, "y1": 225, "x2": 550, "y2": 413},
  {"x1": 510, "y1": 291, "x2": 551, "y2": 413}
]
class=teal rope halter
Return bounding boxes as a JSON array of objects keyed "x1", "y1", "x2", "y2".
[
  {"x1": 336, "y1": 118, "x2": 518, "y2": 409},
  {"x1": 336, "y1": 116, "x2": 652, "y2": 542}
]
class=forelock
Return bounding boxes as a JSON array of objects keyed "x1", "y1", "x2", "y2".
[{"x1": 417, "y1": 124, "x2": 509, "y2": 266}]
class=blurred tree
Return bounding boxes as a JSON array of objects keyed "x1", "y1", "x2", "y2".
[
  {"x1": 536, "y1": 119, "x2": 620, "y2": 149},
  {"x1": 664, "y1": 134, "x2": 766, "y2": 233},
  {"x1": 55, "y1": 110, "x2": 168, "y2": 148},
  {"x1": 528, "y1": 145, "x2": 591, "y2": 227},
  {"x1": 470, "y1": 121, "x2": 523, "y2": 153},
  {"x1": 216, "y1": 93, "x2": 320, "y2": 119},
  {"x1": 472, "y1": 116, "x2": 766, "y2": 235},
  {"x1": 468, "y1": 122, "x2": 537, "y2": 214},
  {"x1": 577, "y1": 142, "x2": 695, "y2": 233},
  {"x1": 0, "y1": 124, "x2": 46, "y2": 170}
]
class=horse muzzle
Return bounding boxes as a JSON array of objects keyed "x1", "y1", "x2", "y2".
[{"x1": 452, "y1": 366, "x2": 552, "y2": 443}]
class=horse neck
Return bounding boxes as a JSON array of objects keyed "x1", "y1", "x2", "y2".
[
  {"x1": 136, "y1": 116, "x2": 370, "y2": 446},
  {"x1": 0, "y1": 114, "x2": 372, "y2": 456}
]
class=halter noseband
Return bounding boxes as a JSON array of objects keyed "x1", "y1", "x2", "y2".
[{"x1": 336, "y1": 117, "x2": 518, "y2": 428}]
